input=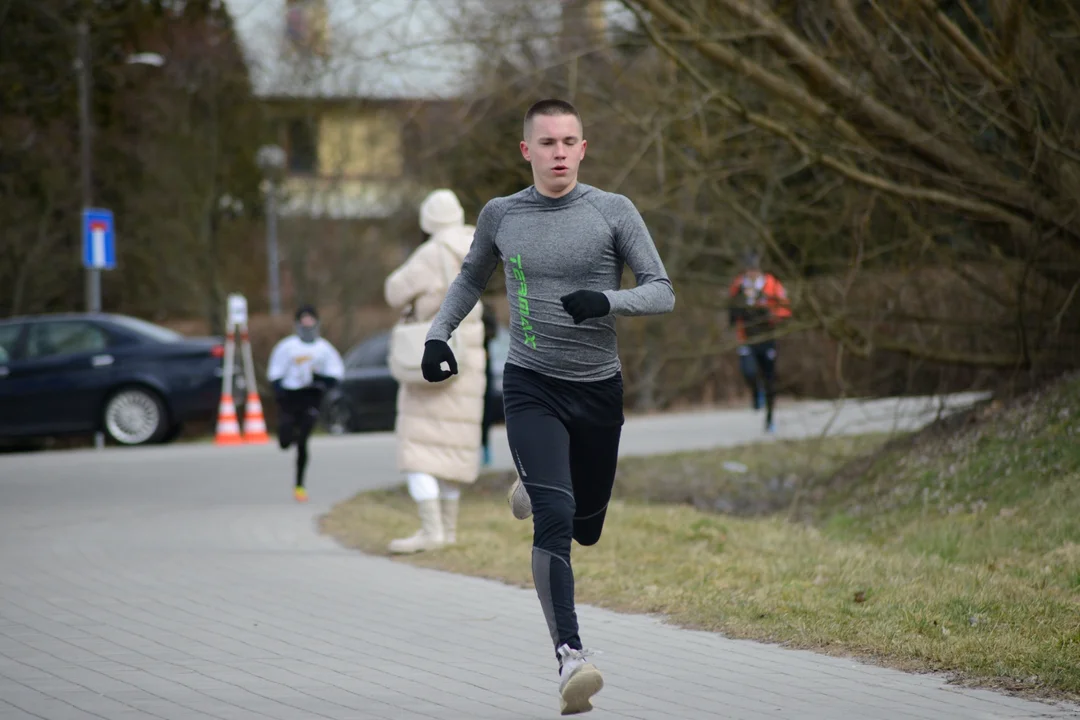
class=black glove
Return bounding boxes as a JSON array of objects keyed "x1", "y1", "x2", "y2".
[
  {"x1": 421, "y1": 339, "x2": 458, "y2": 382},
  {"x1": 560, "y1": 289, "x2": 611, "y2": 324},
  {"x1": 312, "y1": 373, "x2": 338, "y2": 392}
]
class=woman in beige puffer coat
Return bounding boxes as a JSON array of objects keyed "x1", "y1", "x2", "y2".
[{"x1": 383, "y1": 189, "x2": 487, "y2": 554}]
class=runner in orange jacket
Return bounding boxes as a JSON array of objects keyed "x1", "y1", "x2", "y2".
[{"x1": 728, "y1": 251, "x2": 790, "y2": 433}]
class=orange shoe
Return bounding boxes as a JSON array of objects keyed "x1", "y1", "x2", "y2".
[{"x1": 294, "y1": 487, "x2": 308, "y2": 503}]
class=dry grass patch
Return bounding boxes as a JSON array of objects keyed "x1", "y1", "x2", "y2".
[
  {"x1": 320, "y1": 490, "x2": 1079, "y2": 700},
  {"x1": 320, "y1": 374, "x2": 1080, "y2": 701}
]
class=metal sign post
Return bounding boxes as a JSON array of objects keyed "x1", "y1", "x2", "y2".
[
  {"x1": 82, "y1": 207, "x2": 115, "y2": 449},
  {"x1": 82, "y1": 207, "x2": 115, "y2": 314}
]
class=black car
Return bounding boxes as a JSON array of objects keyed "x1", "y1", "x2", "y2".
[
  {"x1": 0, "y1": 313, "x2": 240, "y2": 446},
  {"x1": 323, "y1": 326, "x2": 510, "y2": 434}
]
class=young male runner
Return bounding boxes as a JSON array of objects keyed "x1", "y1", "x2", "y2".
[
  {"x1": 267, "y1": 305, "x2": 344, "y2": 502},
  {"x1": 420, "y1": 99, "x2": 675, "y2": 715}
]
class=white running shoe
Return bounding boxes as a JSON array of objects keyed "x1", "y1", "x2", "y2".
[
  {"x1": 557, "y1": 644, "x2": 604, "y2": 715},
  {"x1": 507, "y1": 476, "x2": 532, "y2": 520}
]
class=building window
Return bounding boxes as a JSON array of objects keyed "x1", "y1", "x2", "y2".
[{"x1": 287, "y1": 117, "x2": 318, "y2": 175}]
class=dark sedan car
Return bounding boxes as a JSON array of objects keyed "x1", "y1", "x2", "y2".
[
  {"x1": 322, "y1": 326, "x2": 510, "y2": 434},
  {"x1": 0, "y1": 313, "x2": 239, "y2": 446}
]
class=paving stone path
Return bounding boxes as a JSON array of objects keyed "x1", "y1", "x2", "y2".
[{"x1": 2, "y1": 395, "x2": 1076, "y2": 719}]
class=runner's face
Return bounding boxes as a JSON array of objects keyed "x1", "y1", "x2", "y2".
[
  {"x1": 520, "y1": 113, "x2": 586, "y2": 198},
  {"x1": 296, "y1": 314, "x2": 319, "y2": 342}
]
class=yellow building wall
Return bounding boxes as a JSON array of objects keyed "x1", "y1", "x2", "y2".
[{"x1": 317, "y1": 109, "x2": 404, "y2": 179}]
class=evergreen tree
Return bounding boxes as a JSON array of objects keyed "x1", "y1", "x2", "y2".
[{"x1": 0, "y1": 0, "x2": 266, "y2": 323}]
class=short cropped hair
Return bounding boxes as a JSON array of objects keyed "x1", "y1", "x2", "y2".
[{"x1": 523, "y1": 99, "x2": 583, "y2": 140}]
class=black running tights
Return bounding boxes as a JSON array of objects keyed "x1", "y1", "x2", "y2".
[
  {"x1": 503, "y1": 363, "x2": 623, "y2": 658},
  {"x1": 277, "y1": 389, "x2": 322, "y2": 488}
]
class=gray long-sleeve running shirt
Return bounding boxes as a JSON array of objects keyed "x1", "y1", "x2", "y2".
[{"x1": 426, "y1": 183, "x2": 675, "y2": 382}]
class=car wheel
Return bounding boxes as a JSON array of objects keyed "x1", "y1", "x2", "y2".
[
  {"x1": 103, "y1": 387, "x2": 168, "y2": 446},
  {"x1": 325, "y1": 399, "x2": 352, "y2": 435}
]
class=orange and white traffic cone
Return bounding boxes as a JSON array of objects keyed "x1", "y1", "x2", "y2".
[
  {"x1": 214, "y1": 393, "x2": 243, "y2": 446},
  {"x1": 242, "y1": 391, "x2": 269, "y2": 444}
]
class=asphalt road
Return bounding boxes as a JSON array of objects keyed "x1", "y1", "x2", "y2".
[{"x1": 0, "y1": 391, "x2": 990, "y2": 506}]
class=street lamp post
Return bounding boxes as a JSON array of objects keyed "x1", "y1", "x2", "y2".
[
  {"x1": 125, "y1": 52, "x2": 165, "y2": 67},
  {"x1": 75, "y1": 18, "x2": 165, "y2": 314},
  {"x1": 76, "y1": 20, "x2": 97, "y2": 313},
  {"x1": 256, "y1": 145, "x2": 287, "y2": 317}
]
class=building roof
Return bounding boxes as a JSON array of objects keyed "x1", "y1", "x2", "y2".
[
  {"x1": 222, "y1": 0, "x2": 485, "y2": 101},
  {"x1": 222, "y1": 0, "x2": 637, "y2": 102}
]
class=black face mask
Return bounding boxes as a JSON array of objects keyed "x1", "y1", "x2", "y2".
[{"x1": 296, "y1": 323, "x2": 319, "y2": 343}]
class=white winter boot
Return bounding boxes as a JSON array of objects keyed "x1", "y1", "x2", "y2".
[
  {"x1": 441, "y1": 496, "x2": 459, "y2": 545},
  {"x1": 387, "y1": 499, "x2": 445, "y2": 554}
]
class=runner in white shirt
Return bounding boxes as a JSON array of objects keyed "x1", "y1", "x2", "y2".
[{"x1": 266, "y1": 305, "x2": 345, "y2": 502}]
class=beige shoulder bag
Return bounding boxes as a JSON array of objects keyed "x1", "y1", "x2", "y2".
[{"x1": 387, "y1": 238, "x2": 464, "y2": 385}]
